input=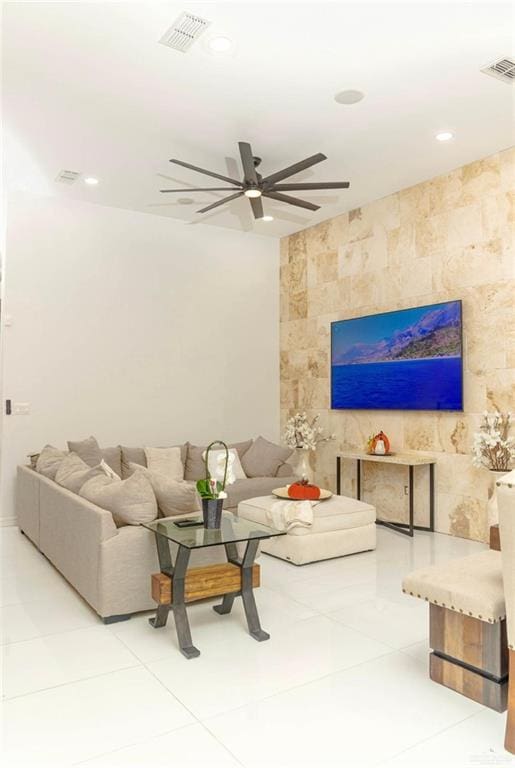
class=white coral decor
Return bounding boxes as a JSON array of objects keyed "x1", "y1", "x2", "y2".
[
  {"x1": 283, "y1": 412, "x2": 334, "y2": 451},
  {"x1": 472, "y1": 412, "x2": 515, "y2": 471}
]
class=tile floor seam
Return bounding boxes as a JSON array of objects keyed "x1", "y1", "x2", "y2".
[
  {"x1": 372, "y1": 710, "x2": 485, "y2": 767},
  {"x1": 197, "y1": 646, "x2": 400, "y2": 725},
  {"x1": 2, "y1": 660, "x2": 144, "y2": 702},
  {"x1": 0, "y1": 620, "x2": 135, "y2": 649},
  {"x1": 318, "y1": 609, "x2": 424, "y2": 653}
]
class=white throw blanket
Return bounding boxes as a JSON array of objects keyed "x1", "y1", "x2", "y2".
[{"x1": 266, "y1": 500, "x2": 319, "y2": 532}]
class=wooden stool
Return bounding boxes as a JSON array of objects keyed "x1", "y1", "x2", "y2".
[{"x1": 403, "y1": 550, "x2": 507, "y2": 712}]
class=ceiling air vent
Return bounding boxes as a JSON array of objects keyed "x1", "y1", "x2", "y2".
[
  {"x1": 55, "y1": 169, "x2": 81, "y2": 184},
  {"x1": 158, "y1": 12, "x2": 210, "y2": 53},
  {"x1": 481, "y1": 57, "x2": 515, "y2": 84}
]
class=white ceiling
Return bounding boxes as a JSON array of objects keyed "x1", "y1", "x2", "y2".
[{"x1": 3, "y1": 1, "x2": 514, "y2": 238}]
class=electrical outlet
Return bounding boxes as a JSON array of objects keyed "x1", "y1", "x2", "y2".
[{"x1": 13, "y1": 402, "x2": 30, "y2": 415}]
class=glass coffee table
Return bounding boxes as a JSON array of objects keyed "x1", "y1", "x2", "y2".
[{"x1": 142, "y1": 512, "x2": 285, "y2": 659}]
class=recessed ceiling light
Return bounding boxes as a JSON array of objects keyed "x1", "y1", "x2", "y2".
[
  {"x1": 435, "y1": 131, "x2": 454, "y2": 142},
  {"x1": 261, "y1": 215, "x2": 274, "y2": 222},
  {"x1": 177, "y1": 197, "x2": 194, "y2": 205},
  {"x1": 84, "y1": 176, "x2": 99, "y2": 185},
  {"x1": 208, "y1": 35, "x2": 233, "y2": 53},
  {"x1": 334, "y1": 89, "x2": 364, "y2": 105},
  {"x1": 244, "y1": 189, "x2": 262, "y2": 198}
]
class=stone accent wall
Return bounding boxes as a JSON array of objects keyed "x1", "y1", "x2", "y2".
[{"x1": 280, "y1": 148, "x2": 515, "y2": 542}]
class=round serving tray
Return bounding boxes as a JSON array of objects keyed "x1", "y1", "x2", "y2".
[{"x1": 272, "y1": 486, "x2": 333, "y2": 501}]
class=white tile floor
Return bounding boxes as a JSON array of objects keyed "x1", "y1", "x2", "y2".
[{"x1": 1, "y1": 525, "x2": 513, "y2": 767}]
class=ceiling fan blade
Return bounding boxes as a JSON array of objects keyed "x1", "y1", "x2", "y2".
[
  {"x1": 238, "y1": 142, "x2": 258, "y2": 184},
  {"x1": 263, "y1": 191, "x2": 320, "y2": 211},
  {"x1": 249, "y1": 195, "x2": 264, "y2": 220},
  {"x1": 197, "y1": 191, "x2": 244, "y2": 214},
  {"x1": 271, "y1": 181, "x2": 350, "y2": 191},
  {"x1": 262, "y1": 153, "x2": 327, "y2": 185},
  {"x1": 169, "y1": 158, "x2": 242, "y2": 186},
  {"x1": 160, "y1": 187, "x2": 240, "y2": 193}
]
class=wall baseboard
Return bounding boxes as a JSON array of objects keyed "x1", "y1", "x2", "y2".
[{"x1": 0, "y1": 516, "x2": 18, "y2": 527}]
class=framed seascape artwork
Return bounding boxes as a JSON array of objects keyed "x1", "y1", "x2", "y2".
[{"x1": 331, "y1": 300, "x2": 463, "y2": 411}]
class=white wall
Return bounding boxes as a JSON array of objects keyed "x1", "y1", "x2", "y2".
[{"x1": 0, "y1": 194, "x2": 279, "y2": 523}]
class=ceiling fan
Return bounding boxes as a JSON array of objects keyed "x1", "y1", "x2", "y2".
[{"x1": 160, "y1": 142, "x2": 350, "y2": 219}]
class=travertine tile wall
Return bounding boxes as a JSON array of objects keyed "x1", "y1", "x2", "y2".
[{"x1": 280, "y1": 148, "x2": 515, "y2": 541}]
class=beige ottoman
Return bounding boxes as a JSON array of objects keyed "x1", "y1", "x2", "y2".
[{"x1": 238, "y1": 494, "x2": 376, "y2": 565}]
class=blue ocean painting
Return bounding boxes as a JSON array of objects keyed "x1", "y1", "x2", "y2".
[{"x1": 331, "y1": 301, "x2": 463, "y2": 411}]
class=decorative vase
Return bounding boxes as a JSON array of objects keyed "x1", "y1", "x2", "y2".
[
  {"x1": 291, "y1": 448, "x2": 314, "y2": 482},
  {"x1": 486, "y1": 470, "x2": 507, "y2": 528},
  {"x1": 202, "y1": 498, "x2": 223, "y2": 529}
]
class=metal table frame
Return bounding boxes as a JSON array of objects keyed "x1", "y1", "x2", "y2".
[
  {"x1": 336, "y1": 455, "x2": 435, "y2": 538},
  {"x1": 149, "y1": 534, "x2": 268, "y2": 659}
]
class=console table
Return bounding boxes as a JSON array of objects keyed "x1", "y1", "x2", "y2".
[{"x1": 336, "y1": 451, "x2": 435, "y2": 537}]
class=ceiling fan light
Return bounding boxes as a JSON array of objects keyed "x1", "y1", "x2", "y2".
[{"x1": 244, "y1": 189, "x2": 262, "y2": 198}]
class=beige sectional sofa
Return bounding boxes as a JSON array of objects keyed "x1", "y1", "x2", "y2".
[{"x1": 16, "y1": 440, "x2": 297, "y2": 622}]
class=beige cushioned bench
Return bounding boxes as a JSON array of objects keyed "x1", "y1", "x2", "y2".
[{"x1": 238, "y1": 494, "x2": 376, "y2": 565}]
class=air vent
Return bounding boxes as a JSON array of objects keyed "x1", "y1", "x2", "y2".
[
  {"x1": 158, "y1": 12, "x2": 210, "y2": 53},
  {"x1": 55, "y1": 169, "x2": 81, "y2": 184},
  {"x1": 481, "y1": 57, "x2": 515, "y2": 84}
]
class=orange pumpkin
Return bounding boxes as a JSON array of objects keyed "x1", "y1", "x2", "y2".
[
  {"x1": 288, "y1": 480, "x2": 321, "y2": 500},
  {"x1": 370, "y1": 431, "x2": 391, "y2": 454}
]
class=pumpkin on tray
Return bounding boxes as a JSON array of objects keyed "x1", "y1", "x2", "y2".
[{"x1": 287, "y1": 479, "x2": 321, "y2": 500}]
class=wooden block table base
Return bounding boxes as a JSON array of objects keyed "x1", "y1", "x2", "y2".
[
  {"x1": 152, "y1": 563, "x2": 260, "y2": 604},
  {"x1": 429, "y1": 604, "x2": 508, "y2": 712}
]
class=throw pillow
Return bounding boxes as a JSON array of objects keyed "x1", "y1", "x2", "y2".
[
  {"x1": 67, "y1": 436, "x2": 102, "y2": 467},
  {"x1": 144, "y1": 446, "x2": 184, "y2": 481},
  {"x1": 128, "y1": 462, "x2": 200, "y2": 517},
  {"x1": 55, "y1": 453, "x2": 105, "y2": 493},
  {"x1": 36, "y1": 445, "x2": 67, "y2": 480},
  {"x1": 120, "y1": 444, "x2": 187, "y2": 479},
  {"x1": 101, "y1": 446, "x2": 122, "y2": 478},
  {"x1": 241, "y1": 436, "x2": 293, "y2": 478},
  {"x1": 100, "y1": 459, "x2": 120, "y2": 480},
  {"x1": 184, "y1": 440, "x2": 253, "y2": 481},
  {"x1": 206, "y1": 448, "x2": 246, "y2": 480},
  {"x1": 80, "y1": 470, "x2": 157, "y2": 526}
]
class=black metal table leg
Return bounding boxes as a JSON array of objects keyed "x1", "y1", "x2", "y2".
[
  {"x1": 241, "y1": 539, "x2": 269, "y2": 641},
  {"x1": 429, "y1": 463, "x2": 435, "y2": 532},
  {"x1": 336, "y1": 455, "x2": 341, "y2": 495},
  {"x1": 149, "y1": 532, "x2": 173, "y2": 629},
  {"x1": 149, "y1": 604, "x2": 170, "y2": 629},
  {"x1": 172, "y1": 545, "x2": 200, "y2": 659},
  {"x1": 357, "y1": 459, "x2": 361, "y2": 500},
  {"x1": 408, "y1": 464, "x2": 414, "y2": 537},
  {"x1": 213, "y1": 593, "x2": 236, "y2": 615}
]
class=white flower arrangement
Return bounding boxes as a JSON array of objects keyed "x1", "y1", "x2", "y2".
[
  {"x1": 283, "y1": 412, "x2": 334, "y2": 452},
  {"x1": 472, "y1": 412, "x2": 515, "y2": 472}
]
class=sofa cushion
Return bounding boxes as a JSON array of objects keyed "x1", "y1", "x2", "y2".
[
  {"x1": 402, "y1": 550, "x2": 505, "y2": 623},
  {"x1": 67, "y1": 436, "x2": 102, "y2": 467},
  {"x1": 184, "y1": 441, "x2": 253, "y2": 481},
  {"x1": 144, "y1": 446, "x2": 184, "y2": 481},
  {"x1": 239, "y1": 494, "x2": 375, "y2": 535},
  {"x1": 120, "y1": 444, "x2": 187, "y2": 479},
  {"x1": 128, "y1": 462, "x2": 199, "y2": 517},
  {"x1": 55, "y1": 453, "x2": 106, "y2": 494},
  {"x1": 36, "y1": 445, "x2": 67, "y2": 480},
  {"x1": 276, "y1": 461, "x2": 295, "y2": 478},
  {"x1": 101, "y1": 446, "x2": 122, "y2": 478},
  {"x1": 241, "y1": 436, "x2": 292, "y2": 478},
  {"x1": 80, "y1": 470, "x2": 158, "y2": 527},
  {"x1": 225, "y1": 476, "x2": 298, "y2": 509}
]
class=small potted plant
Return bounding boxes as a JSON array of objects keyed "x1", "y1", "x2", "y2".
[
  {"x1": 472, "y1": 412, "x2": 514, "y2": 526},
  {"x1": 196, "y1": 440, "x2": 235, "y2": 529}
]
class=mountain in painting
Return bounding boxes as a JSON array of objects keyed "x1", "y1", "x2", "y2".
[{"x1": 333, "y1": 303, "x2": 461, "y2": 365}]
